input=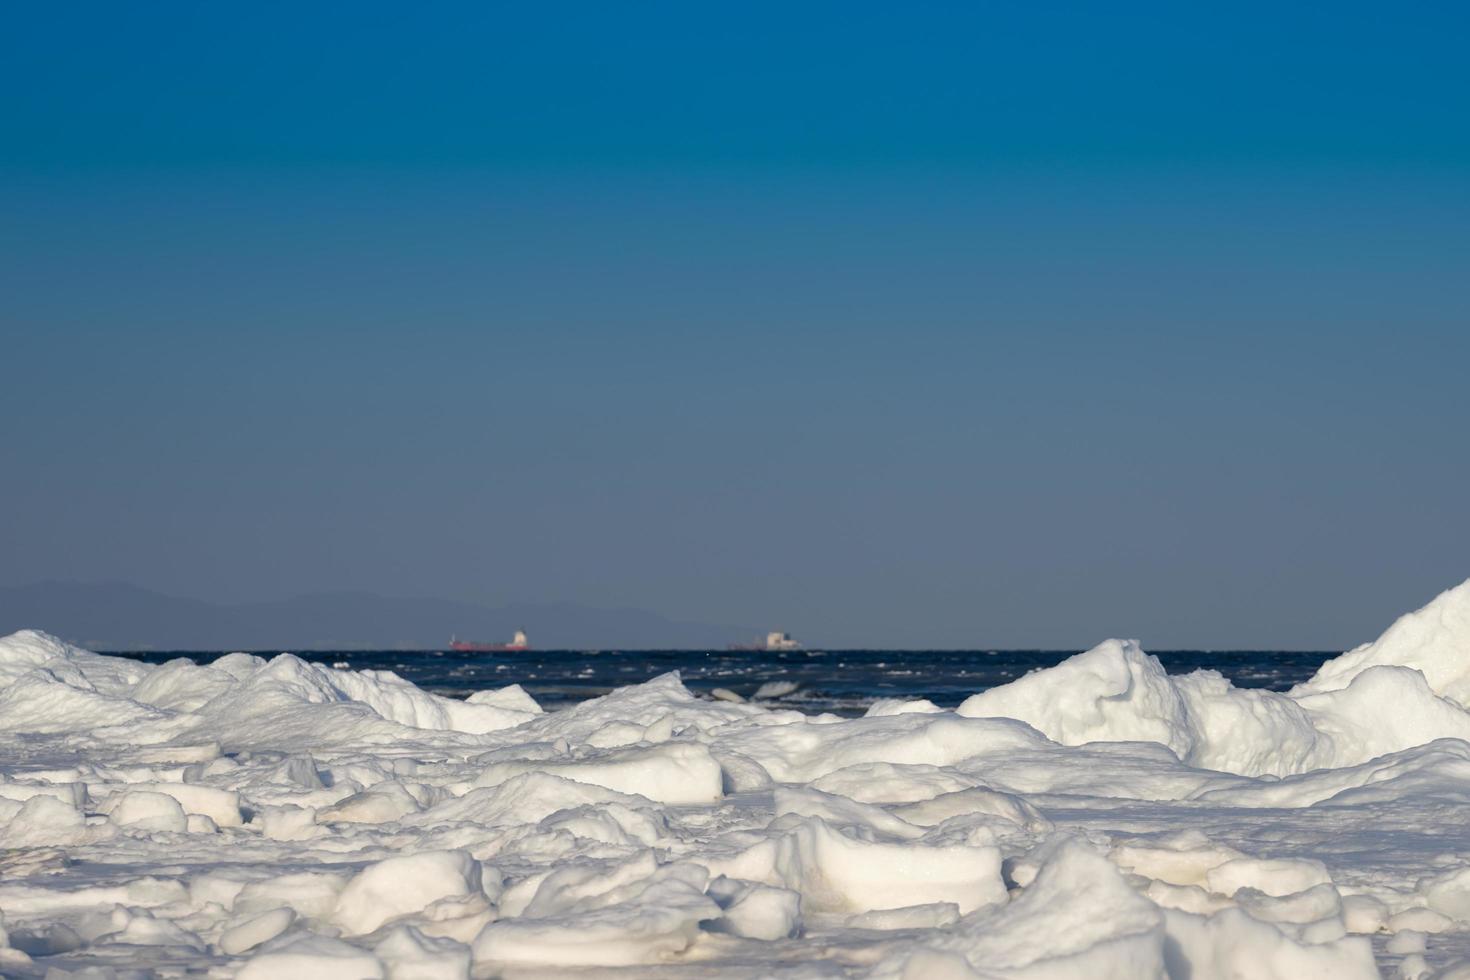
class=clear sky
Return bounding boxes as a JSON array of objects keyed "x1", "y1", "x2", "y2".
[{"x1": 3, "y1": 2, "x2": 1467, "y2": 648}]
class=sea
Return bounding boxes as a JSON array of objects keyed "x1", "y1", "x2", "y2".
[{"x1": 106, "y1": 648, "x2": 1335, "y2": 716}]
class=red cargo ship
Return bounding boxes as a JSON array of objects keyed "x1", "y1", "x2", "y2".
[{"x1": 449, "y1": 629, "x2": 530, "y2": 653}]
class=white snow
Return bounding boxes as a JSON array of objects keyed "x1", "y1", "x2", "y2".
[{"x1": 2, "y1": 581, "x2": 1470, "y2": 976}]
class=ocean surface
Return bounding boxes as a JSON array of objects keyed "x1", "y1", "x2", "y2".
[{"x1": 106, "y1": 647, "x2": 1335, "y2": 715}]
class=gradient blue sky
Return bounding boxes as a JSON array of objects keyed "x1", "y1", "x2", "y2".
[{"x1": 3, "y1": 2, "x2": 1467, "y2": 647}]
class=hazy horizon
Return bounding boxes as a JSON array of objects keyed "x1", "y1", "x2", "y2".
[{"x1": 2, "y1": 577, "x2": 1458, "y2": 653}]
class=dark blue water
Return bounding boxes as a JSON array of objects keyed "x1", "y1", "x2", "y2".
[{"x1": 106, "y1": 648, "x2": 1335, "y2": 716}]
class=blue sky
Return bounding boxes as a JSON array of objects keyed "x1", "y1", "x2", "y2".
[{"x1": 3, "y1": 2, "x2": 1467, "y2": 647}]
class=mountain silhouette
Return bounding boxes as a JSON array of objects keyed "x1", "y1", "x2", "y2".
[{"x1": 0, "y1": 581, "x2": 758, "y2": 650}]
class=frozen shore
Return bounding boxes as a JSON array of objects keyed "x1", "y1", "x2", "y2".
[{"x1": 3, "y1": 582, "x2": 1470, "y2": 978}]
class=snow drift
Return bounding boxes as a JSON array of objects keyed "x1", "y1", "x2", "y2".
[{"x1": 1, "y1": 580, "x2": 1469, "y2": 976}]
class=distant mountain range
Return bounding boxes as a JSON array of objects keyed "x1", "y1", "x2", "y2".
[{"x1": 0, "y1": 581, "x2": 759, "y2": 651}]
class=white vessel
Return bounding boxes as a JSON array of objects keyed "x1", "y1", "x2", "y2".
[
  {"x1": 764, "y1": 631, "x2": 802, "y2": 651},
  {"x1": 730, "y1": 630, "x2": 803, "y2": 652}
]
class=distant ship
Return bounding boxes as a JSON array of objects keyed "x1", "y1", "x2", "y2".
[
  {"x1": 450, "y1": 629, "x2": 529, "y2": 653},
  {"x1": 729, "y1": 630, "x2": 803, "y2": 652}
]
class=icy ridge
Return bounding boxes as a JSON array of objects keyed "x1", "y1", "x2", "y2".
[
  {"x1": 0, "y1": 580, "x2": 1466, "y2": 976},
  {"x1": 957, "y1": 579, "x2": 1470, "y2": 777}
]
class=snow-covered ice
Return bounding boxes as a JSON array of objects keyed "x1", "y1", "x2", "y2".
[{"x1": 4, "y1": 582, "x2": 1470, "y2": 977}]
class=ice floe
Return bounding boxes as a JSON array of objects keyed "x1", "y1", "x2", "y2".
[{"x1": 2, "y1": 582, "x2": 1470, "y2": 976}]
